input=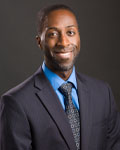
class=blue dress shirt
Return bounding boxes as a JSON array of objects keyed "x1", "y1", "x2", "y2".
[{"x1": 42, "y1": 62, "x2": 79, "y2": 110}]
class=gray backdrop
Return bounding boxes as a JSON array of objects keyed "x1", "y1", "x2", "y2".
[{"x1": 0, "y1": 0, "x2": 120, "y2": 110}]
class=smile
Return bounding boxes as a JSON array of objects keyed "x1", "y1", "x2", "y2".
[{"x1": 54, "y1": 51, "x2": 73, "y2": 58}]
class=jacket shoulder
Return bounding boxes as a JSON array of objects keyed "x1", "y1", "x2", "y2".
[
  {"x1": 1, "y1": 67, "x2": 42, "y2": 99},
  {"x1": 76, "y1": 72, "x2": 107, "y2": 86},
  {"x1": 76, "y1": 72, "x2": 111, "y2": 94}
]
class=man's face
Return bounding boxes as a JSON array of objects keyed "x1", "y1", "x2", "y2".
[{"x1": 40, "y1": 9, "x2": 80, "y2": 72}]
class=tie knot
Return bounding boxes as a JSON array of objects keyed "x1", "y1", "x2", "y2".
[{"x1": 59, "y1": 82, "x2": 73, "y2": 98}]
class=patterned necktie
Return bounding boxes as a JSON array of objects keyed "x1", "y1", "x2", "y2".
[{"x1": 59, "y1": 82, "x2": 80, "y2": 150}]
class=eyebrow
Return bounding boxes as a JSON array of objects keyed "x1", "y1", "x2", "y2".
[
  {"x1": 66, "y1": 25, "x2": 77, "y2": 28},
  {"x1": 47, "y1": 25, "x2": 77, "y2": 31}
]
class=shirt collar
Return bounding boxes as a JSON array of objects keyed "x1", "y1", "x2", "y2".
[{"x1": 42, "y1": 62, "x2": 77, "y2": 91}]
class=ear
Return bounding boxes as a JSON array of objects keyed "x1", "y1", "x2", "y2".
[{"x1": 36, "y1": 35, "x2": 42, "y2": 49}]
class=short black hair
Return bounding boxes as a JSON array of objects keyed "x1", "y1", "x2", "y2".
[{"x1": 36, "y1": 4, "x2": 76, "y2": 36}]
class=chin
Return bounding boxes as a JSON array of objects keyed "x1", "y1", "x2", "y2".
[
  {"x1": 52, "y1": 61, "x2": 74, "y2": 72},
  {"x1": 45, "y1": 52, "x2": 78, "y2": 72}
]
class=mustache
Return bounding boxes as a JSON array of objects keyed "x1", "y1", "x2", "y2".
[{"x1": 52, "y1": 44, "x2": 77, "y2": 53}]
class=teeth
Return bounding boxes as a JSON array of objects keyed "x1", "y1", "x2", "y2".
[
  {"x1": 55, "y1": 52, "x2": 72, "y2": 57},
  {"x1": 60, "y1": 52, "x2": 70, "y2": 55}
]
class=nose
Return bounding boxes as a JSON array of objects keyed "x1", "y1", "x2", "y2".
[{"x1": 57, "y1": 33, "x2": 69, "y2": 47}]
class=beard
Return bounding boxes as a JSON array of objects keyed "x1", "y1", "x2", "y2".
[{"x1": 44, "y1": 44, "x2": 80, "y2": 72}]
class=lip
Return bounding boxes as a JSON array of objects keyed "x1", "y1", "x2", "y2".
[
  {"x1": 54, "y1": 49, "x2": 73, "y2": 53},
  {"x1": 54, "y1": 51, "x2": 73, "y2": 58}
]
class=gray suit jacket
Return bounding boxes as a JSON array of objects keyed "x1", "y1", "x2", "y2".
[{"x1": 0, "y1": 66, "x2": 120, "y2": 150}]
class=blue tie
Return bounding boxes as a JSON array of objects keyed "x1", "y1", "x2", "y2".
[{"x1": 59, "y1": 82, "x2": 80, "y2": 150}]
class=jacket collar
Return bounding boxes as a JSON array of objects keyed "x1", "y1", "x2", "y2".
[
  {"x1": 34, "y1": 67, "x2": 76, "y2": 150},
  {"x1": 34, "y1": 67, "x2": 92, "y2": 150}
]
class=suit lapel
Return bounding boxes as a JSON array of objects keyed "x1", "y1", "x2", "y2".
[
  {"x1": 34, "y1": 67, "x2": 76, "y2": 150},
  {"x1": 76, "y1": 73, "x2": 92, "y2": 150}
]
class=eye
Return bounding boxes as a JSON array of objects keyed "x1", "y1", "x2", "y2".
[
  {"x1": 47, "y1": 31, "x2": 58, "y2": 38},
  {"x1": 67, "y1": 30, "x2": 76, "y2": 36}
]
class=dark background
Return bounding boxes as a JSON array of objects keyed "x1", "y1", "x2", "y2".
[{"x1": 0, "y1": 0, "x2": 120, "y2": 110}]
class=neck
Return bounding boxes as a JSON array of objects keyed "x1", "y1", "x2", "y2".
[
  {"x1": 45, "y1": 64, "x2": 73, "y2": 80},
  {"x1": 54, "y1": 69, "x2": 73, "y2": 81}
]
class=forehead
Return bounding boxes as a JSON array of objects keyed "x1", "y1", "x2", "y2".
[{"x1": 45, "y1": 9, "x2": 78, "y2": 28}]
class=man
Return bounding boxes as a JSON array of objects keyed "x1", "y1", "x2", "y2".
[{"x1": 0, "y1": 4, "x2": 120, "y2": 150}]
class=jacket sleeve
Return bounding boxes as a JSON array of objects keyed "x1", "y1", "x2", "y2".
[
  {"x1": 106, "y1": 84, "x2": 120, "y2": 150},
  {"x1": 0, "y1": 94, "x2": 32, "y2": 150}
]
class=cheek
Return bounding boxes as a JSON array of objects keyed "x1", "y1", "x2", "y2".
[
  {"x1": 77, "y1": 38, "x2": 80, "y2": 50},
  {"x1": 45, "y1": 39, "x2": 57, "y2": 49},
  {"x1": 70, "y1": 36, "x2": 80, "y2": 48}
]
